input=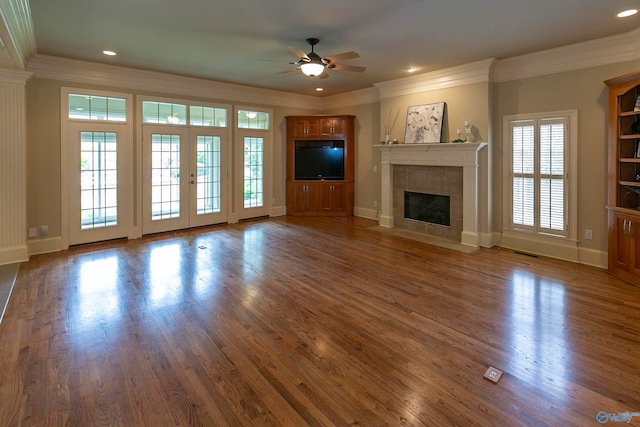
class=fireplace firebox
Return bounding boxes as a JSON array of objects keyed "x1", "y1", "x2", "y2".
[{"x1": 404, "y1": 191, "x2": 450, "y2": 226}]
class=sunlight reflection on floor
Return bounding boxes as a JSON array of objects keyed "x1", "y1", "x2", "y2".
[{"x1": 508, "y1": 270, "x2": 569, "y2": 398}]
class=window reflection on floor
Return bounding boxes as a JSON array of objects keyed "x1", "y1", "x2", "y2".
[
  {"x1": 76, "y1": 256, "x2": 121, "y2": 326},
  {"x1": 149, "y1": 243, "x2": 182, "y2": 306},
  {"x1": 508, "y1": 270, "x2": 569, "y2": 397},
  {"x1": 193, "y1": 237, "x2": 222, "y2": 298},
  {"x1": 242, "y1": 227, "x2": 264, "y2": 283},
  {"x1": 241, "y1": 227, "x2": 265, "y2": 307}
]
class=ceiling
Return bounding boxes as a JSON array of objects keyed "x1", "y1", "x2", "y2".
[{"x1": 28, "y1": 0, "x2": 640, "y2": 97}]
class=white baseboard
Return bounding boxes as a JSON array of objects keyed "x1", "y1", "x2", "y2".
[
  {"x1": 479, "y1": 232, "x2": 500, "y2": 248},
  {"x1": 499, "y1": 229, "x2": 608, "y2": 268},
  {"x1": 28, "y1": 236, "x2": 62, "y2": 256},
  {"x1": 354, "y1": 207, "x2": 378, "y2": 221},
  {"x1": 578, "y1": 247, "x2": 607, "y2": 269},
  {"x1": 0, "y1": 245, "x2": 28, "y2": 265},
  {"x1": 271, "y1": 205, "x2": 286, "y2": 217}
]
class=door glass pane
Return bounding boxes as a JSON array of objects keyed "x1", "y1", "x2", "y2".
[
  {"x1": 151, "y1": 134, "x2": 181, "y2": 220},
  {"x1": 243, "y1": 137, "x2": 264, "y2": 208},
  {"x1": 80, "y1": 131, "x2": 118, "y2": 229},
  {"x1": 196, "y1": 136, "x2": 221, "y2": 215}
]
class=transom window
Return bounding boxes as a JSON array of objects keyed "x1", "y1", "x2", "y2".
[
  {"x1": 142, "y1": 101, "x2": 187, "y2": 125},
  {"x1": 142, "y1": 101, "x2": 228, "y2": 127},
  {"x1": 190, "y1": 106, "x2": 227, "y2": 127},
  {"x1": 68, "y1": 94, "x2": 126, "y2": 121},
  {"x1": 238, "y1": 110, "x2": 270, "y2": 130}
]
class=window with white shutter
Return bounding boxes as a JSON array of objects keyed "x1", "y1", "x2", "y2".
[{"x1": 504, "y1": 111, "x2": 577, "y2": 240}]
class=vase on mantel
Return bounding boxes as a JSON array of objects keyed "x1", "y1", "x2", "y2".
[{"x1": 384, "y1": 134, "x2": 390, "y2": 143}]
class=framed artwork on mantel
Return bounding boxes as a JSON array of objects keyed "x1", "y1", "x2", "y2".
[{"x1": 404, "y1": 102, "x2": 446, "y2": 144}]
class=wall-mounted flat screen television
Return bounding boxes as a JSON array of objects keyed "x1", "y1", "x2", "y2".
[{"x1": 294, "y1": 141, "x2": 344, "y2": 180}]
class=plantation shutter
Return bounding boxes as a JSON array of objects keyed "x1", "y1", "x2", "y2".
[
  {"x1": 510, "y1": 117, "x2": 567, "y2": 236},
  {"x1": 539, "y1": 119, "x2": 565, "y2": 233},
  {"x1": 511, "y1": 121, "x2": 535, "y2": 230}
]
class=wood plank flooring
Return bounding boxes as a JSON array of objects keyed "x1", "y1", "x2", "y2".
[{"x1": 1, "y1": 216, "x2": 639, "y2": 426}]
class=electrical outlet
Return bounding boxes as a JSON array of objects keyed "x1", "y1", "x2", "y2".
[
  {"x1": 373, "y1": 201, "x2": 378, "y2": 208},
  {"x1": 373, "y1": 165, "x2": 378, "y2": 173},
  {"x1": 28, "y1": 227, "x2": 37, "y2": 238},
  {"x1": 41, "y1": 225, "x2": 49, "y2": 236},
  {"x1": 584, "y1": 229, "x2": 593, "y2": 240}
]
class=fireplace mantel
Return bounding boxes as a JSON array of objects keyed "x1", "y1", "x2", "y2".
[{"x1": 376, "y1": 142, "x2": 487, "y2": 247}]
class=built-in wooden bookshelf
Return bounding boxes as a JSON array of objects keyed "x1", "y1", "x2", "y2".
[{"x1": 606, "y1": 71, "x2": 640, "y2": 286}]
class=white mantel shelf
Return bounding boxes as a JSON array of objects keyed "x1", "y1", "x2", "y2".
[{"x1": 376, "y1": 142, "x2": 487, "y2": 247}]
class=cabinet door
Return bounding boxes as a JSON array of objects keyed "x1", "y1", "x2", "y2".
[
  {"x1": 290, "y1": 182, "x2": 321, "y2": 212},
  {"x1": 629, "y1": 214, "x2": 640, "y2": 275},
  {"x1": 290, "y1": 182, "x2": 309, "y2": 212},
  {"x1": 320, "y1": 118, "x2": 345, "y2": 137},
  {"x1": 317, "y1": 182, "x2": 346, "y2": 212},
  {"x1": 293, "y1": 119, "x2": 320, "y2": 137},
  {"x1": 611, "y1": 212, "x2": 631, "y2": 271}
]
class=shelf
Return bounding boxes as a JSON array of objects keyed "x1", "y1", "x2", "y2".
[
  {"x1": 620, "y1": 181, "x2": 640, "y2": 187},
  {"x1": 619, "y1": 134, "x2": 640, "y2": 139},
  {"x1": 619, "y1": 158, "x2": 640, "y2": 163},
  {"x1": 620, "y1": 111, "x2": 640, "y2": 117}
]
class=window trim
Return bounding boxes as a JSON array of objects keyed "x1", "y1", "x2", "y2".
[{"x1": 502, "y1": 110, "x2": 578, "y2": 243}]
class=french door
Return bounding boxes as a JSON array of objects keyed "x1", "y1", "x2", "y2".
[
  {"x1": 142, "y1": 125, "x2": 228, "y2": 234},
  {"x1": 236, "y1": 129, "x2": 271, "y2": 220},
  {"x1": 68, "y1": 122, "x2": 132, "y2": 245}
]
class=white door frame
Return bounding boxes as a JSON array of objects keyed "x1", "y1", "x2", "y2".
[
  {"x1": 233, "y1": 106, "x2": 273, "y2": 221},
  {"x1": 60, "y1": 88, "x2": 134, "y2": 249}
]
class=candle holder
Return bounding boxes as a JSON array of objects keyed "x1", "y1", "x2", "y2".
[{"x1": 465, "y1": 121, "x2": 472, "y2": 142}]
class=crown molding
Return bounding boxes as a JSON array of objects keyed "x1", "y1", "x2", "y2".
[
  {"x1": 493, "y1": 28, "x2": 640, "y2": 82},
  {"x1": 323, "y1": 86, "x2": 380, "y2": 109},
  {"x1": 374, "y1": 58, "x2": 496, "y2": 99},
  {"x1": 0, "y1": 67, "x2": 31, "y2": 85},
  {"x1": 27, "y1": 54, "x2": 324, "y2": 110},
  {"x1": 0, "y1": 0, "x2": 36, "y2": 70}
]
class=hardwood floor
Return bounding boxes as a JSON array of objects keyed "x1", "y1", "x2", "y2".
[{"x1": 1, "y1": 216, "x2": 639, "y2": 426}]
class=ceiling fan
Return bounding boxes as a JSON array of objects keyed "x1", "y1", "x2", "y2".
[{"x1": 285, "y1": 38, "x2": 365, "y2": 78}]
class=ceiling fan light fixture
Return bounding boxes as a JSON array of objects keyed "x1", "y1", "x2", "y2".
[{"x1": 300, "y1": 61, "x2": 325, "y2": 77}]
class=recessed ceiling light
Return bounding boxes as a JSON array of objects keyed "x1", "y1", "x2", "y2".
[
  {"x1": 407, "y1": 67, "x2": 417, "y2": 73},
  {"x1": 617, "y1": 9, "x2": 637, "y2": 18},
  {"x1": 315, "y1": 87, "x2": 324, "y2": 92},
  {"x1": 102, "y1": 50, "x2": 117, "y2": 56}
]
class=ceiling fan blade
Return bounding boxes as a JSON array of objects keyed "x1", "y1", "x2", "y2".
[
  {"x1": 325, "y1": 51, "x2": 360, "y2": 63},
  {"x1": 277, "y1": 68, "x2": 299, "y2": 75},
  {"x1": 318, "y1": 70, "x2": 330, "y2": 79},
  {"x1": 288, "y1": 46, "x2": 310, "y2": 61},
  {"x1": 329, "y1": 63, "x2": 366, "y2": 73}
]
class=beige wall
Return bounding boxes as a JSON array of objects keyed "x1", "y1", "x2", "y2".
[
  {"x1": 492, "y1": 61, "x2": 640, "y2": 254},
  {"x1": 328, "y1": 103, "x2": 380, "y2": 215}
]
